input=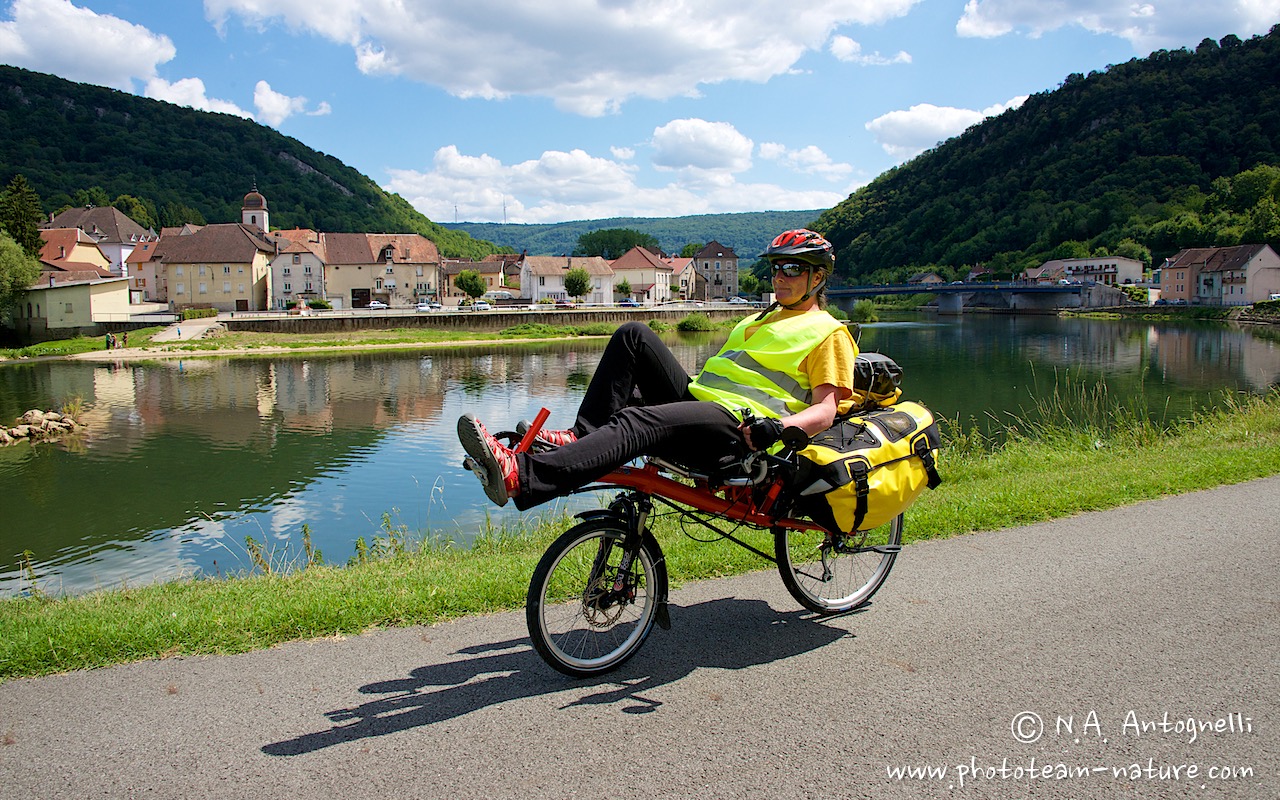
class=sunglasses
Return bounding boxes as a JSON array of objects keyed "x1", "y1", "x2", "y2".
[{"x1": 771, "y1": 262, "x2": 811, "y2": 278}]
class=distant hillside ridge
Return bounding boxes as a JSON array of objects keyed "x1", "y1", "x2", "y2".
[
  {"x1": 0, "y1": 65, "x2": 500, "y2": 259},
  {"x1": 442, "y1": 210, "x2": 825, "y2": 257},
  {"x1": 816, "y1": 26, "x2": 1280, "y2": 280}
]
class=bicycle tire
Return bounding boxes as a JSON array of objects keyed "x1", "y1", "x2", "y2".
[
  {"x1": 526, "y1": 517, "x2": 661, "y2": 677},
  {"x1": 774, "y1": 514, "x2": 903, "y2": 614}
]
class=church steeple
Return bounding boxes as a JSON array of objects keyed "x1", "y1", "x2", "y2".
[{"x1": 241, "y1": 182, "x2": 269, "y2": 231}]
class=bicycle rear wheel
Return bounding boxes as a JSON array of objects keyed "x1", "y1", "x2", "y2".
[
  {"x1": 526, "y1": 518, "x2": 660, "y2": 677},
  {"x1": 774, "y1": 514, "x2": 903, "y2": 614}
]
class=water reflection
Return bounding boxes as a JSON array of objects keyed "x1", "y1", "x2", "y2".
[{"x1": 0, "y1": 319, "x2": 1275, "y2": 596}]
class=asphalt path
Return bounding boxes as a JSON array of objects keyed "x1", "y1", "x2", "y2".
[{"x1": 2, "y1": 477, "x2": 1277, "y2": 799}]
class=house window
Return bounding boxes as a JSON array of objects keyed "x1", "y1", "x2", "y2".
[
  {"x1": 292, "y1": 254, "x2": 301, "y2": 264},
  {"x1": 238, "y1": 284, "x2": 245, "y2": 293},
  {"x1": 64, "y1": 303, "x2": 73, "y2": 313},
  {"x1": 223, "y1": 282, "x2": 231, "y2": 293},
  {"x1": 224, "y1": 266, "x2": 231, "y2": 274},
  {"x1": 175, "y1": 266, "x2": 184, "y2": 277},
  {"x1": 304, "y1": 265, "x2": 312, "y2": 274},
  {"x1": 386, "y1": 266, "x2": 394, "y2": 274},
  {"x1": 376, "y1": 279, "x2": 383, "y2": 289},
  {"x1": 283, "y1": 267, "x2": 291, "y2": 275},
  {"x1": 539, "y1": 277, "x2": 546, "y2": 286},
  {"x1": 284, "y1": 283, "x2": 291, "y2": 292},
  {"x1": 305, "y1": 282, "x2": 313, "y2": 291},
  {"x1": 198, "y1": 282, "x2": 208, "y2": 294},
  {"x1": 199, "y1": 266, "x2": 206, "y2": 276},
  {"x1": 176, "y1": 283, "x2": 185, "y2": 295},
  {"x1": 238, "y1": 267, "x2": 244, "y2": 273}
]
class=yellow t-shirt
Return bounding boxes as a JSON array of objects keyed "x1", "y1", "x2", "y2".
[{"x1": 743, "y1": 308, "x2": 860, "y2": 414}]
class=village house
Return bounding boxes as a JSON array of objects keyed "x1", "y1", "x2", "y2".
[
  {"x1": 691, "y1": 241, "x2": 739, "y2": 300},
  {"x1": 1157, "y1": 244, "x2": 1280, "y2": 306},
  {"x1": 147, "y1": 223, "x2": 276, "y2": 312},
  {"x1": 38, "y1": 228, "x2": 114, "y2": 276},
  {"x1": 40, "y1": 205, "x2": 158, "y2": 277},
  {"x1": 7, "y1": 275, "x2": 132, "y2": 342},
  {"x1": 663, "y1": 256, "x2": 699, "y2": 300},
  {"x1": 1026, "y1": 256, "x2": 1143, "y2": 285},
  {"x1": 320, "y1": 232, "x2": 441, "y2": 309},
  {"x1": 440, "y1": 257, "x2": 517, "y2": 304},
  {"x1": 608, "y1": 246, "x2": 674, "y2": 305},
  {"x1": 5, "y1": 227, "x2": 133, "y2": 341},
  {"x1": 907, "y1": 271, "x2": 945, "y2": 285},
  {"x1": 519, "y1": 255, "x2": 613, "y2": 304},
  {"x1": 268, "y1": 228, "x2": 327, "y2": 309}
]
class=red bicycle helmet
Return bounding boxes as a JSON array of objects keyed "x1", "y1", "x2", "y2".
[{"x1": 760, "y1": 229, "x2": 835, "y2": 271}]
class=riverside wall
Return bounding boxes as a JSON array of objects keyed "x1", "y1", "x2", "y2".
[{"x1": 221, "y1": 308, "x2": 750, "y2": 334}]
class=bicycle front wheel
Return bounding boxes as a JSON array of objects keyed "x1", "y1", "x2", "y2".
[
  {"x1": 526, "y1": 518, "x2": 660, "y2": 677},
  {"x1": 774, "y1": 514, "x2": 903, "y2": 614}
]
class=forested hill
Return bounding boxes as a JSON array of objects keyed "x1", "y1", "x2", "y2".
[
  {"x1": 816, "y1": 26, "x2": 1280, "y2": 281},
  {"x1": 442, "y1": 210, "x2": 824, "y2": 257},
  {"x1": 0, "y1": 65, "x2": 499, "y2": 259}
]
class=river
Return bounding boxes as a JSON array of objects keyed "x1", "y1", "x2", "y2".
[{"x1": 1, "y1": 314, "x2": 1277, "y2": 596}]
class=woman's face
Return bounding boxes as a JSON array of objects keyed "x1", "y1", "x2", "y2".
[{"x1": 772, "y1": 263, "x2": 821, "y2": 307}]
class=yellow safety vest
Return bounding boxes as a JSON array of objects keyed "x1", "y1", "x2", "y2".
[{"x1": 688, "y1": 310, "x2": 844, "y2": 421}]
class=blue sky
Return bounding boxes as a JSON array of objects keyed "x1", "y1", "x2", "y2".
[{"x1": 2, "y1": 1, "x2": 1277, "y2": 224}]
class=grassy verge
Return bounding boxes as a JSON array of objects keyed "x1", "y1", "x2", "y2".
[
  {"x1": 2, "y1": 390, "x2": 1278, "y2": 681},
  {"x1": 0, "y1": 327, "x2": 166, "y2": 358}
]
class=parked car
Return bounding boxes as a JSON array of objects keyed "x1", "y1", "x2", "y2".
[
  {"x1": 554, "y1": 299, "x2": 576, "y2": 309},
  {"x1": 618, "y1": 299, "x2": 639, "y2": 307},
  {"x1": 473, "y1": 300, "x2": 493, "y2": 311},
  {"x1": 415, "y1": 301, "x2": 441, "y2": 312},
  {"x1": 728, "y1": 296, "x2": 749, "y2": 304},
  {"x1": 367, "y1": 300, "x2": 389, "y2": 310}
]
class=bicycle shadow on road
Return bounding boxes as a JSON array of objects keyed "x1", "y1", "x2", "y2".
[{"x1": 261, "y1": 596, "x2": 861, "y2": 756}]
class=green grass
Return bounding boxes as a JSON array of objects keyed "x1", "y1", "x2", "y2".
[
  {"x1": 0, "y1": 327, "x2": 165, "y2": 358},
  {"x1": 2, "y1": 389, "x2": 1279, "y2": 681}
]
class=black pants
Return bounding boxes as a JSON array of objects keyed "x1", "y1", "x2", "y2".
[{"x1": 514, "y1": 322, "x2": 746, "y2": 510}]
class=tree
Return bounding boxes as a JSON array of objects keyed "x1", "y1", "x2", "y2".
[
  {"x1": 112, "y1": 194, "x2": 158, "y2": 230},
  {"x1": 574, "y1": 228, "x2": 660, "y2": 259},
  {"x1": 454, "y1": 269, "x2": 487, "y2": 300},
  {"x1": 0, "y1": 230, "x2": 40, "y2": 313},
  {"x1": 614, "y1": 278, "x2": 632, "y2": 298},
  {"x1": 0, "y1": 174, "x2": 46, "y2": 258},
  {"x1": 739, "y1": 272, "x2": 760, "y2": 296},
  {"x1": 680, "y1": 242, "x2": 704, "y2": 258},
  {"x1": 564, "y1": 267, "x2": 590, "y2": 300}
]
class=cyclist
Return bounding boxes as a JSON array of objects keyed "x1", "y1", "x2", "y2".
[{"x1": 458, "y1": 229, "x2": 861, "y2": 510}]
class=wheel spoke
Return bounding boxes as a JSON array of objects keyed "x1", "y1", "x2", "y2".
[{"x1": 775, "y1": 515, "x2": 902, "y2": 613}]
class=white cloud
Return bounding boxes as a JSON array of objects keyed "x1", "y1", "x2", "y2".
[
  {"x1": 383, "y1": 144, "x2": 845, "y2": 224},
  {"x1": 611, "y1": 146, "x2": 636, "y2": 161},
  {"x1": 865, "y1": 97, "x2": 1027, "y2": 161},
  {"x1": 145, "y1": 77, "x2": 254, "y2": 119},
  {"x1": 253, "y1": 80, "x2": 330, "y2": 126},
  {"x1": 759, "y1": 142, "x2": 854, "y2": 181},
  {"x1": 651, "y1": 119, "x2": 754, "y2": 173},
  {"x1": 956, "y1": 0, "x2": 1280, "y2": 51},
  {"x1": 0, "y1": 0, "x2": 175, "y2": 90},
  {"x1": 829, "y1": 35, "x2": 912, "y2": 65},
  {"x1": 205, "y1": 0, "x2": 924, "y2": 115}
]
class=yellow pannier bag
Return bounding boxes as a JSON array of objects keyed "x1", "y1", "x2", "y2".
[{"x1": 793, "y1": 401, "x2": 942, "y2": 533}]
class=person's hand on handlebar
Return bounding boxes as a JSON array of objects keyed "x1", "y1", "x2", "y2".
[{"x1": 740, "y1": 417, "x2": 785, "y2": 451}]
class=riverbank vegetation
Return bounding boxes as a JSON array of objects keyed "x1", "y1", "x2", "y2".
[{"x1": 2, "y1": 386, "x2": 1277, "y2": 681}]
